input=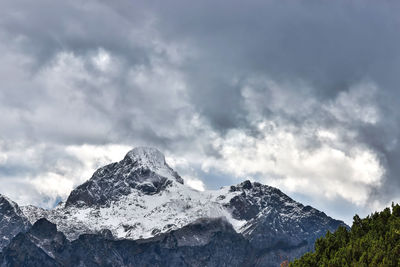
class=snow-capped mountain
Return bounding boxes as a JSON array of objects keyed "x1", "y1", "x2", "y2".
[
  {"x1": 21, "y1": 148, "x2": 245, "y2": 241},
  {"x1": 66, "y1": 147, "x2": 184, "y2": 208},
  {"x1": 2, "y1": 147, "x2": 347, "y2": 266}
]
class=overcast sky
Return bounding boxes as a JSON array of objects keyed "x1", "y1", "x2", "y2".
[{"x1": 1, "y1": 0, "x2": 400, "y2": 224}]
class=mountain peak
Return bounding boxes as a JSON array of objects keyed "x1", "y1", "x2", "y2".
[
  {"x1": 0, "y1": 194, "x2": 19, "y2": 213},
  {"x1": 65, "y1": 147, "x2": 183, "y2": 207},
  {"x1": 122, "y1": 146, "x2": 183, "y2": 184},
  {"x1": 125, "y1": 147, "x2": 166, "y2": 170},
  {"x1": 0, "y1": 193, "x2": 11, "y2": 203}
]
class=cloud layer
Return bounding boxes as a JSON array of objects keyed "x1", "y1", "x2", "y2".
[{"x1": 1, "y1": 0, "x2": 400, "y2": 223}]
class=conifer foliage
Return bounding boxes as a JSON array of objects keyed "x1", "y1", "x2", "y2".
[{"x1": 291, "y1": 204, "x2": 400, "y2": 267}]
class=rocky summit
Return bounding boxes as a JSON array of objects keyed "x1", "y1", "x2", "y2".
[
  {"x1": 65, "y1": 147, "x2": 184, "y2": 207},
  {"x1": 0, "y1": 147, "x2": 347, "y2": 266}
]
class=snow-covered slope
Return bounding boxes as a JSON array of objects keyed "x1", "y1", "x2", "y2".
[
  {"x1": 21, "y1": 147, "x2": 241, "y2": 240},
  {"x1": 22, "y1": 176, "x2": 246, "y2": 240}
]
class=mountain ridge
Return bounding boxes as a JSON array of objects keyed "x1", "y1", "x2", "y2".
[{"x1": 1, "y1": 147, "x2": 347, "y2": 266}]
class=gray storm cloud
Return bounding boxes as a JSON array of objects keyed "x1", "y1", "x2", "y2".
[{"x1": 0, "y1": 0, "x2": 399, "y2": 223}]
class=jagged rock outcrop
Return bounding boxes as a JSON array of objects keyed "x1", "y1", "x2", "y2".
[
  {"x1": 0, "y1": 195, "x2": 30, "y2": 251},
  {"x1": 226, "y1": 181, "x2": 345, "y2": 264},
  {"x1": 66, "y1": 147, "x2": 184, "y2": 207}
]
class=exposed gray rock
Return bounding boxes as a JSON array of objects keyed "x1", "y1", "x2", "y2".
[
  {"x1": 65, "y1": 147, "x2": 183, "y2": 208},
  {"x1": 226, "y1": 180, "x2": 346, "y2": 263},
  {"x1": 0, "y1": 195, "x2": 30, "y2": 251},
  {"x1": 0, "y1": 218, "x2": 255, "y2": 267}
]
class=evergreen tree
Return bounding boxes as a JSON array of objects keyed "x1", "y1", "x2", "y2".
[{"x1": 290, "y1": 203, "x2": 400, "y2": 267}]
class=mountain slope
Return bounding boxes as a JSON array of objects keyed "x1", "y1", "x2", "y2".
[
  {"x1": 0, "y1": 195, "x2": 30, "y2": 250},
  {"x1": 227, "y1": 181, "x2": 345, "y2": 264},
  {"x1": 0, "y1": 218, "x2": 256, "y2": 267}
]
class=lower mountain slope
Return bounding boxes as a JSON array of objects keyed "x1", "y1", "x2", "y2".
[
  {"x1": 0, "y1": 218, "x2": 256, "y2": 267},
  {"x1": 290, "y1": 203, "x2": 400, "y2": 267}
]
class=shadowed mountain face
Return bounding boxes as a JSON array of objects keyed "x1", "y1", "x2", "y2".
[
  {"x1": 0, "y1": 218, "x2": 255, "y2": 267},
  {"x1": 0, "y1": 195, "x2": 30, "y2": 250},
  {"x1": 226, "y1": 181, "x2": 345, "y2": 260},
  {"x1": 1, "y1": 147, "x2": 347, "y2": 266}
]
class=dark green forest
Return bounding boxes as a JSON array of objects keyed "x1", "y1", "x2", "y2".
[{"x1": 290, "y1": 203, "x2": 400, "y2": 267}]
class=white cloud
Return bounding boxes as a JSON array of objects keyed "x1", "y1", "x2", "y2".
[
  {"x1": 30, "y1": 172, "x2": 74, "y2": 199},
  {"x1": 65, "y1": 144, "x2": 133, "y2": 185},
  {"x1": 0, "y1": 152, "x2": 7, "y2": 164},
  {"x1": 326, "y1": 82, "x2": 380, "y2": 124},
  {"x1": 317, "y1": 129, "x2": 338, "y2": 141},
  {"x1": 202, "y1": 123, "x2": 384, "y2": 207},
  {"x1": 0, "y1": 143, "x2": 133, "y2": 208},
  {"x1": 165, "y1": 155, "x2": 206, "y2": 191},
  {"x1": 185, "y1": 176, "x2": 206, "y2": 191},
  {"x1": 92, "y1": 48, "x2": 111, "y2": 71}
]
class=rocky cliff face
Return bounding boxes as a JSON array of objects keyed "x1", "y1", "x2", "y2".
[
  {"x1": 0, "y1": 195, "x2": 30, "y2": 250},
  {"x1": 228, "y1": 181, "x2": 344, "y2": 250},
  {"x1": 65, "y1": 147, "x2": 184, "y2": 208},
  {"x1": 1, "y1": 147, "x2": 347, "y2": 266},
  {"x1": 0, "y1": 218, "x2": 255, "y2": 267},
  {"x1": 226, "y1": 181, "x2": 344, "y2": 258}
]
